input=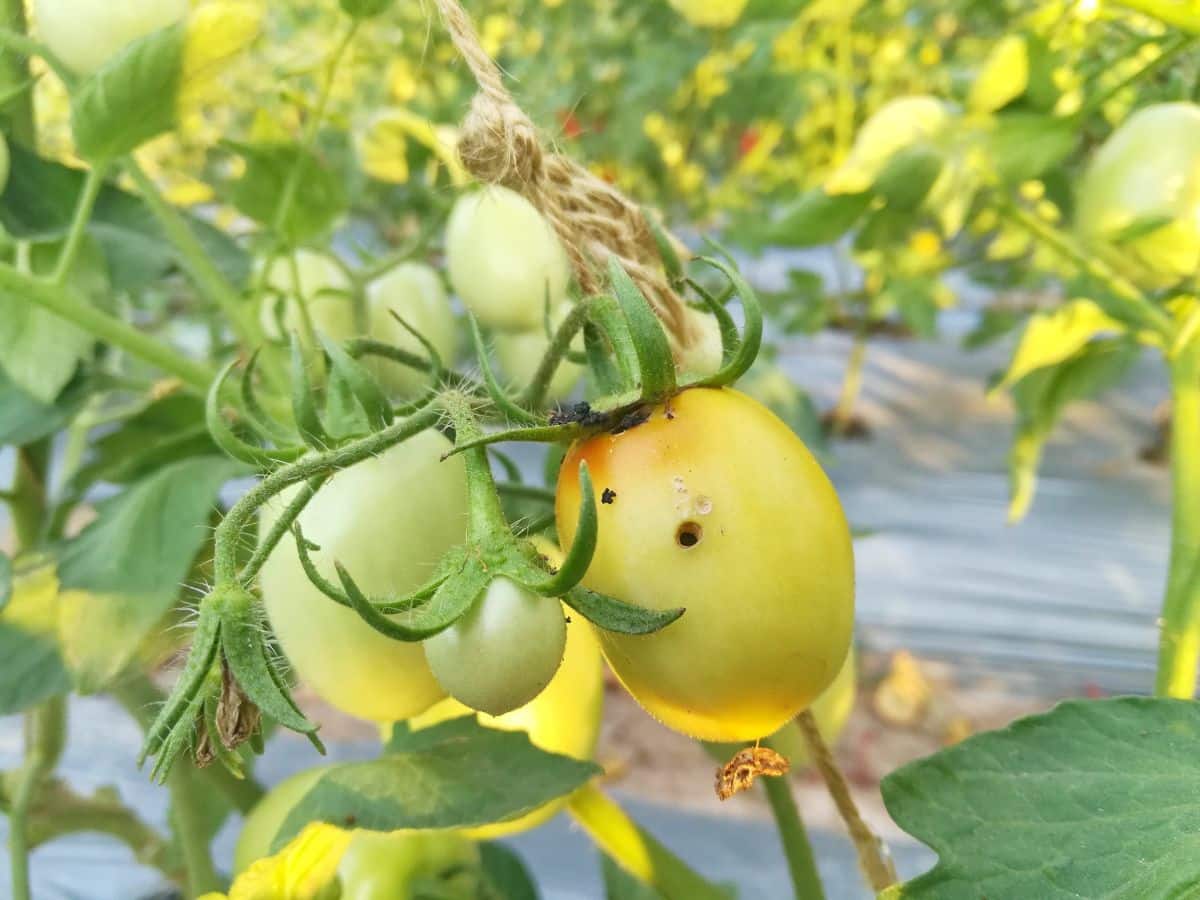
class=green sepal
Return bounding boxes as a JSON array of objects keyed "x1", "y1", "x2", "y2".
[
  {"x1": 527, "y1": 461, "x2": 596, "y2": 597},
  {"x1": 138, "y1": 598, "x2": 222, "y2": 768},
  {"x1": 440, "y1": 421, "x2": 587, "y2": 458},
  {"x1": 608, "y1": 258, "x2": 677, "y2": 401},
  {"x1": 468, "y1": 314, "x2": 541, "y2": 425},
  {"x1": 563, "y1": 585, "x2": 683, "y2": 635},
  {"x1": 219, "y1": 586, "x2": 323, "y2": 743},
  {"x1": 647, "y1": 215, "x2": 685, "y2": 285},
  {"x1": 289, "y1": 522, "x2": 446, "y2": 615},
  {"x1": 320, "y1": 335, "x2": 394, "y2": 430},
  {"x1": 336, "y1": 554, "x2": 490, "y2": 641},
  {"x1": 206, "y1": 359, "x2": 304, "y2": 467},
  {"x1": 289, "y1": 334, "x2": 329, "y2": 448},
  {"x1": 687, "y1": 278, "x2": 739, "y2": 366},
  {"x1": 584, "y1": 294, "x2": 639, "y2": 395},
  {"x1": 387, "y1": 310, "x2": 446, "y2": 387},
  {"x1": 241, "y1": 350, "x2": 295, "y2": 444},
  {"x1": 683, "y1": 256, "x2": 763, "y2": 389}
]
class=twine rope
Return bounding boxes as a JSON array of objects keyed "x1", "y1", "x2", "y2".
[{"x1": 432, "y1": 0, "x2": 694, "y2": 347}]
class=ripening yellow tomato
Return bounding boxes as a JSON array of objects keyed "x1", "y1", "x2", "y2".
[{"x1": 556, "y1": 388, "x2": 854, "y2": 742}]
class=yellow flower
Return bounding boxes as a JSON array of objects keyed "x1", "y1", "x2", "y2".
[
  {"x1": 180, "y1": 1, "x2": 264, "y2": 109},
  {"x1": 666, "y1": 0, "x2": 749, "y2": 28}
]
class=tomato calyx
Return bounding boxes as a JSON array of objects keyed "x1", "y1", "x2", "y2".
[{"x1": 139, "y1": 583, "x2": 325, "y2": 783}]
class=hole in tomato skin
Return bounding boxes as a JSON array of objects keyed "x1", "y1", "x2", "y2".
[{"x1": 676, "y1": 521, "x2": 703, "y2": 548}]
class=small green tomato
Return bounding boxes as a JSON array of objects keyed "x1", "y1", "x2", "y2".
[
  {"x1": 34, "y1": 0, "x2": 188, "y2": 75},
  {"x1": 423, "y1": 576, "x2": 567, "y2": 716},
  {"x1": 364, "y1": 262, "x2": 459, "y2": 396},
  {"x1": 445, "y1": 186, "x2": 570, "y2": 331},
  {"x1": 258, "y1": 249, "x2": 355, "y2": 345}
]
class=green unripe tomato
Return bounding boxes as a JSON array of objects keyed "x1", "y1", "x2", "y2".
[
  {"x1": 33, "y1": 0, "x2": 188, "y2": 75},
  {"x1": 1077, "y1": 102, "x2": 1200, "y2": 288},
  {"x1": 258, "y1": 250, "x2": 355, "y2": 345},
  {"x1": 492, "y1": 303, "x2": 584, "y2": 402},
  {"x1": 445, "y1": 186, "x2": 570, "y2": 331},
  {"x1": 364, "y1": 262, "x2": 459, "y2": 397},
  {"x1": 235, "y1": 767, "x2": 479, "y2": 899},
  {"x1": 423, "y1": 576, "x2": 567, "y2": 716},
  {"x1": 259, "y1": 430, "x2": 468, "y2": 723},
  {"x1": 675, "y1": 307, "x2": 724, "y2": 379}
]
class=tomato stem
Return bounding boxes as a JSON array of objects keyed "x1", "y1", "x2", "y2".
[
  {"x1": 51, "y1": 165, "x2": 107, "y2": 286},
  {"x1": 761, "y1": 772, "x2": 827, "y2": 900},
  {"x1": 441, "y1": 392, "x2": 512, "y2": 539},
  {"x1": 1155, "y1": 347, "x2": 1200, "y2": 697},
  {"x1": 793, "y1": 711, "x2": 897, "y2": 891},
  {"x1": 167, "y1": 768, "x2": 223, "y2": 897},
  {"x1": 8, "y1": 697, "x2": 66, "y2": 900},
  {"x1": 522, "y1": 297, "x2": 591, "y2": 410},
  {"x1": 214, "y1": 404, "x2": 442, "y2": 584},
  {"x1": 831, "y1": 329, "x2": 868, "y2": 437}
]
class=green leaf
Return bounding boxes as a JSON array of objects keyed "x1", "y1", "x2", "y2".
[
  {"x1": 71, "y1": 393, "x2": 216, "y2": 491},
  {"x1": 602, "y1": 853, "x2": 667, "y2": 900},
  {"x1": 874, "y1": 146, "x2": 944, "y2": 211},
  {"x1": 887, "y1": 279, "x2": 940, "y2": 339},
  {"x1": 480, "y1": 843, "x2": 541, "y2": 900},
  {"x1": 1007, "y1": 338, "x2": 1136, "y2": 522},
  {"x1": 226, "y1": 141, "x2": 347, "y2": 243},
  {"x1": 994, "y1": 299, "x2": 1125, "y2": 393},
  {"x1": 340, "y1": 0, "x2": 392, "y2": 17},
  {"x1": 71, "y1": 24, "x2": 186, "y2": 162},
  {"x1": 883, "y1": 697, "x2": 1200, "y2": 898},
  {"x1": 988, "y1": 113, "x2": 1077, "y2": 184},
  {"x1": 55, "y1": 456, "x2": 243, "y2": 692},
  {"x1": 0, "y1": 240, "x2": 103, "y2": 402},
  {"x1": 273, "y1": 716, "x2": 600, "y2": 849},
  {"x1": 0, "y1": 564, "x2": 70, "y2": 715},
  {"x1": 0, "y1": 145, "x2": 249, "y2": 292},
  {"x1": 0, "y1": 369, "x2": 91, "y2": 446},
  {"x1": 763, "y1": 189, "x2": 872, "y2": 247}
]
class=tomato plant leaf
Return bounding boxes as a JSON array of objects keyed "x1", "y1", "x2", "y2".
[
  {"x1": 0, "y1": 240, "x2": 102, "y2": 403},
  {"x1": 883, "y1": 697, "x2": 1200, "y2": 898},
  {"x1": 225, "y1": 141, "x2": 348, "y2": 243},
  {"x1": 0, "y1": 369, "x2": 91, "y2": 447},
  {"x1": 55, "y1": 456, "x2": 244, "y2": 692},
  {"x1": 0, "y1": 145, "x2": 249, "y2": 293},
  {"x1": 873, "y1": 146, "x2": 943, "y2": 211},
  {"x1": 988, "y1": 113, "x2": 1077, "y2": 184},
  {"x1": 272, "y1": 716, "x2": 600, "y2": 850},
  {"x1": 0, "y1": 565, "x2": 70, "y2": 715},
  {"x1": 759, "y1": 189, "x2": 872, "y2": 248},
  {"x1": 994, "y1": 299, "x2": 1126, "y2": 393},
  {"x1": 563, "y1": 585, "x2": 684, "y2": 635},
  {"x1": 480, "y1": 843, "x2": 541, "y2": 900},
  {"x1": 1006, "y1": 338, "x2": 1136, "y2": 522},
  {"x1": 602, "y1": 852, "x2": 668, "y2": 900},
  {"x1": 70, "y1": 24, "x2": 186, "y2": 163}
]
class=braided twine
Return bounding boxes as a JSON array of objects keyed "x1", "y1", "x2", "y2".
[{"x1": 432, "y1": 0, "x2": 697, "y2": 350}]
